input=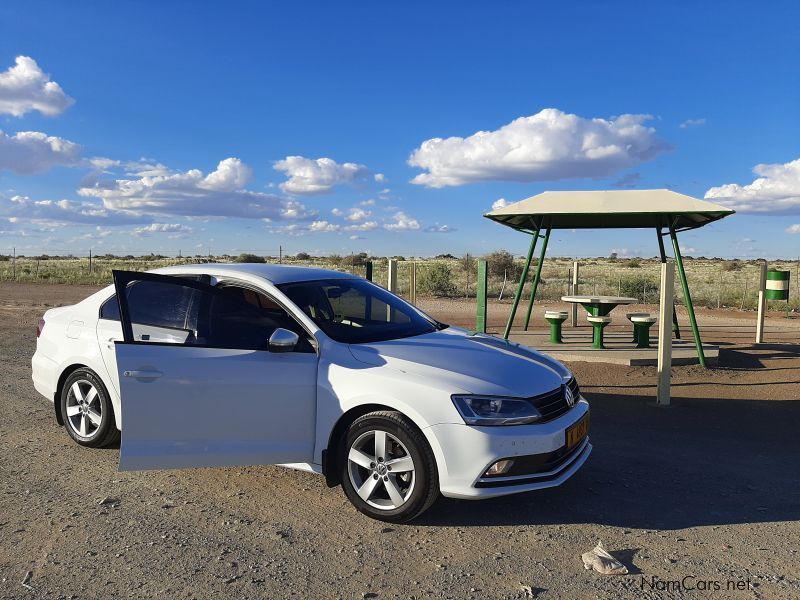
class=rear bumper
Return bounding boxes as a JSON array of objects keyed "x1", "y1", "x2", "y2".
[
  {"x1": 32, "y1": 350, "x2": 58, "y2": 402},
  {"x1": 429, "y1": 399, "x2": 591, "y2": 499}
]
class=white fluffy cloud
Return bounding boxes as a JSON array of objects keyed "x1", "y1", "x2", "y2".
[
  {"x1": 345, "y1": 207, "x2": 370, "y2": 222},
  {"x1": 424, "y1": 224, "x2": 455, "y2": 233},
  {"x1": 705, "y1": 158, "x2": 800, "y2": 214},
  {"x1": 680, "y1": 118, "x2": 706, "y2": 129},
  {"x1": 491, "y1": 198, "x2": 509, "y2": 211},
  {"x1": 408, "y1": 108, "x2": 671, "y2": 187},
  {"x1": 309, "y1": 220, "x2": 340, "y2": 232},
  {"x1": 0, "y1": 56, "x2": 74, "y2": 117},
  {"x1": 346, "y1": 220, "x2": 378, "y2": 232},
  {"x1": 80, "y1": 158, "x2": 301, "y2": 219},
  {"x1": 274, "y1": 156, "x2": 371, "y2": 195},
  {"x1": 0, "y1": 194, "x2": 147, "y2": 226},
  {"x1": 0, "y1": 130, "x2": 81, "y2": 174},
  {"x1": 384, "y1": 211, "x2": 420, "y2": 231},
  {"x1": 133, "y1": 223, "x2": 194, "y2": 237},
  {"x1": 785, "y1": 224, "x2": 800, "y2": 234}
]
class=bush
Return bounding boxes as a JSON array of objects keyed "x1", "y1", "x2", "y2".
[
  {"x1": 460, "y1": 253, "x2": 476, "y2": 273},
  {"x1": 619, "y1": 275, "x2": 658, "y2": 301},
  {"x1": 235, "y1": 253, "x2": 265, "y2": 263},
  {"x1": 295, "y1": 252, "x2": 311, "y2": 260},
  {"x1": 624, "y1": 258, "x2": 641, "y2": 268},
  {"x1": 723, "y1": 260, "x2": 743, "y2": 272},
  {"x1": 484, "y1": 249, "x2": 521, "y2": 280},
  {"x1": 418, "y1": 263, "x2": 456, "y2": 297}
]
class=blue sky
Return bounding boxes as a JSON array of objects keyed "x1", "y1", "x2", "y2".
[{"x1": 1, "y1": 1, "x2": 799, "y2": 258}]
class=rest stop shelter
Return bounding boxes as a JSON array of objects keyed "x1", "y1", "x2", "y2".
[{"x1": 484, "y1": 189, "x2": 735, "y2": 368}]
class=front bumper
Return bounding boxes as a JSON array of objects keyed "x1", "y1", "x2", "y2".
[{"x1": 428, "y1": 399, "x2": 591, "y2": 499}]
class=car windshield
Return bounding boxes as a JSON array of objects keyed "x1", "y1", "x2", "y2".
[{"x1": 278, "y1": 278, "x2": 440, "y2": 344}]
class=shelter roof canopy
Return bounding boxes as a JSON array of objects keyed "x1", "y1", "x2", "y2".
[{"x1": 484, "y1": 189, "x2": 734, "y2": 232}]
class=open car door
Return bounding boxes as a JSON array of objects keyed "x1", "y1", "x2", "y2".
[{"x1": 112, "y1": 270, "x2": 318, "y2": 471}]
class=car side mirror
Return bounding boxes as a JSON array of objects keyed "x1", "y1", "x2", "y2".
[{"x1": 268, "y1": 328, "x2": 299, "y2": 353}]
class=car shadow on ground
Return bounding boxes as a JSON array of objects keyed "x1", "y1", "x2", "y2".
[{"x1": 419, "y1": 392, "x2": 800, "y2": 530}]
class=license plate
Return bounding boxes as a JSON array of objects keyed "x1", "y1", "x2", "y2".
[{"x1": 565, "y1": 414, "x2": 589, "y2": 449}]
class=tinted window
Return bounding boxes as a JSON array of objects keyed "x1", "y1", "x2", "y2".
[
  {"x1": 99, "y1": 295, "x2": 120, "y2": 321},
  {"x1": 126, "y1": 280, "x2": 195, "y2": 330},
  {"x1": 278, "y1": 278, "x2": 438, "y2": 344},
  {"x1": 121, "y1": 278, "x2": 313, "y2": 352}
]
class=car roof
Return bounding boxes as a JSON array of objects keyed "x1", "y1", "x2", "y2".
[{"x1": 153, "y1": 262, "x2": 360, "y2": 285}]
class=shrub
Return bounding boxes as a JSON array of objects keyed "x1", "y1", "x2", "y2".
[
  {"x1": 295, "y1": 252, "x2": 311, "y2": 260},
  {"x1": 418, "y1": 263, "x2": 456, "y2": 297},
  {"x1": 235, "y1": 253, "x2": 265, "y2": 263},
  {"x1": 484, "y1": 249, "x2": 521, "y2": 279},
  {"x1": 619, "y1": 275, "x2": 658, "y2": 301},
  {"x1": 460, "y1": 253, "x2": 476, "y2": 273},
  {"x1": 624, "y1": 258, "x2": 641, "y2": 268},
  {"x1": 723, "y1": 260, "x2": 743, "y2": 272}
]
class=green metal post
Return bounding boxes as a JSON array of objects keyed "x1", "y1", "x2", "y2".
[
  {"x1": 657, "y1": 229, "x2": 681, "y2": 339},
  {"x1": 669, "y1": 226, "x2": 707, "y2": 368},
  {"x1": 523, "y1": 226, "x2": 551, "y2": 330},
  {"x1": 476, "y1": 260, "x2": 488, "y2": 333},
  {"x1": 503, "y1": 229, "x2": 539, "y2": 339}
]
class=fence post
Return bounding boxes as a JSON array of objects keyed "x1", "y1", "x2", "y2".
[
  {"x1": 12, "y1": 247, "x2": 16, "y2": 280},
  {"x1": 387, "y1": 259, "x2": 398, "y2": 321},
  {"x1": 387, "y1": 259, "x2": 397, "y2": 293},
  {"x1": 365, "y1": 261, "x2": 373, "y2": 281},
  {"x1": 409, "y1": 262, "x2": 417, "y2": 305},
  {"x1": 756, "y1": 260, "x2": 767, "y2": 343},
  {"x1": 476, "y1": 260, "x2": 488, "y2": 333},
  {"x1": 89, "y1": 249, "x2": 93, "y2": 275},
  {"x1": 571, "y1": 261, "x2": 579, "y2": 327},
  {"x1": 657, "y1": 261, "x2": 675, "y2": 406}
]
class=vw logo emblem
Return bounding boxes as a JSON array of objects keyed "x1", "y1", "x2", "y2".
[{"x1": 565, "y1": 386, "x2": 575, "y2": 407}]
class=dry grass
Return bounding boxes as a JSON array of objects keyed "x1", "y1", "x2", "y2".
[{"x1": 1, "y1": 254, "x2": 798, "y2": 311}]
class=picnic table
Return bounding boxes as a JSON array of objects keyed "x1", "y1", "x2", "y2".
[{"x1": 561, "y1": 295, "x2": 638, "y2": 317}]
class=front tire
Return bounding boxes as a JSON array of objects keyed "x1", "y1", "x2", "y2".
[
  {"x1": 340, "y1": 411, "x2": 439, "y2": 522},
  {"x1": 60, "y1": 368, "x2": 120, "y2": 448}
]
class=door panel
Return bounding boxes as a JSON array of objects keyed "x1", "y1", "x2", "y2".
[
  {"x1": 111, "y1": 270, "x2": 318, "y2": 471},
  {"x1": 117, "y1": 343, "x2": 317, "y2": 470}
]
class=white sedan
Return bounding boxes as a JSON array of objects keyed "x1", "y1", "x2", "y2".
[{"x1": 32, "y1": 263, "x2": 591, "y2": 522}]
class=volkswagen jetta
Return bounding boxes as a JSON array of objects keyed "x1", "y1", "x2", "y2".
[{"x1": 32, "y1": 264, "x2": 591, "y2": 522}]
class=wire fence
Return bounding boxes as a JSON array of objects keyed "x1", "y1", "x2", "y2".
[{"x1": 1, "y1": 253, "x2": 798, "y2": 312}]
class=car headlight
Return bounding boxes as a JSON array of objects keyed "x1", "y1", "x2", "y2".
[{"x1": 451, "y1": 395, "x2": 541, "y2": 426}]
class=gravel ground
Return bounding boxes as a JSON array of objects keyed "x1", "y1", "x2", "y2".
[{"x1": 1, "y1": 283, "x2": 799, "y2": 599}]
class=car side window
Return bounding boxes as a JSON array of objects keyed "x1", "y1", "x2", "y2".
[
  {"x1": 99, "y1": 295, "x2": 120, "y2": 321},
  {"x1": 211, "y1": 285, "x2": 314, "y2": 353},
  {"x1": 118, "y1": 277, "x2": 314, "y2": 352}
]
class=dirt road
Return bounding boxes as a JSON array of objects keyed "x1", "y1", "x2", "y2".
[{"x1": 1, "y1": 283, "x2": 798, "y2": 599}]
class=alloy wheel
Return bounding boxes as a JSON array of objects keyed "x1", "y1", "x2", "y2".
[
  {"x1": 65, "y1": 379, "x2": 102, "y2": 438},
  {"x1": 347, "y1": 429, "x2": 416, "y2": 510}
]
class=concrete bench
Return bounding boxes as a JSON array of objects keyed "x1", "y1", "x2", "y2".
[
  {"x1": 587, "y1": 315, "x2": 612, "y2": 349},
  {"x1": 631, "y1": 315, "x2": 657, "y2": 348},
  {"x1": 625, "y1": 312, "x2": 651, "y2": 341},
  {"x1": 544, "y1": 310, "x2": 569, "y2": 343}
]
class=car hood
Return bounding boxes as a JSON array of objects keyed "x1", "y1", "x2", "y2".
[{"x1": 348, "y1": 327, "x2": 569, "y2": 397}]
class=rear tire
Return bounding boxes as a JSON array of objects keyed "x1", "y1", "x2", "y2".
[
  {"x1": 60, "y1": 368, "x2": 120, "y2": 448},
  {"x1": 340, "y1": 411, "x2": 439, "y2": 522}
]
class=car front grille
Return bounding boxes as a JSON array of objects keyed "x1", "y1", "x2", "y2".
[{"x1": 529, "y1": 385, "x2": 571, "y2": 422}]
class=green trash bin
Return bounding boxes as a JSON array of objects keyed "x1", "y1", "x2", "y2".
[{"x1": 765, "y1": 270, "x2": 790, "y2": 301}]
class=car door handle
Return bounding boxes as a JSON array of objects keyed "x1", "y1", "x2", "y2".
[
  {"x1": 106, "y1": 337, "x2": 118, "y2": 349},
  {"x1": 123, "y1": 369, "x2": 163, "y2": 380}
]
